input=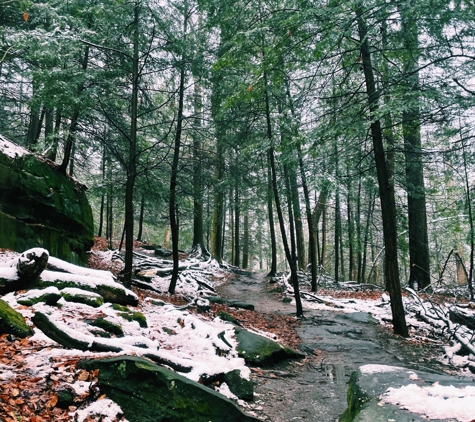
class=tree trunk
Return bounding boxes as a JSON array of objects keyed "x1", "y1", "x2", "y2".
[
  {"x1": 267, "y1": 159, "x2": 278, "y2": 277},
  {"x1": 58, "y1": 45, "x2": 89, "y2": 175},
  {"x1": 136, "y1": 194, "x2": 145, "y2": 242},
  {"x1": 233, "y1": 181, "x2": 240, "y2": 267},
  {"x1": 191, "y1": 78, "x2": 207, "y2": 254},
  {"x1": 168, "y1": 10, "x2": 188, "y2": 294},
  {"x1": 242, "y1": 209, "x2": 249, "y2": 269},
  {"x1": 264, "y1": 70, "x2": 303, "y2": 317},
  {"x1": 357, "y1": 3, "x2": 408, "y2": 337},
  {"x1": 123, "y1": 6, "x2": 139, "y2": 287},
  {"x1": 399, "y1": 5, "x2": 431, "y2": 292},
  {"x1": 334, "y1": 188, "x2": 341, "y2": 282}
]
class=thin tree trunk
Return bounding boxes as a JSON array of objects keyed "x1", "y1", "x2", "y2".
[
  {"x1": 267, "y1": 160, "x2": 278, "y2": 277},
  {"x1": 123, "y1": 6, "x2": 139, "y2": 287},
  {"x1": 264, "y1": 69, "x2": 303, "y2": 317},
  {"x1": 98, "y1": 145, "x2": 107, "y2": 237},
  {"x1": 136, "y1": 194, "x2": 145, "y2": 242},
  {"x1": 334, "y1": 188, "x2": 341, "y2": 282},
  {"x1": 242, "y1": 209, "x2": 249, "y2": 269},
  {"x1": 58, "y1": 45, "x2": 89, "y2": 174},
  {"x1": 191, "y1": 78, "x2": 207, "y2": 254},
  {"x1": 357, "y1": 3, "x2": 408, "y2": 336},
  {"x1": 168, "y1": 9, "x2": 188, "y2": 294},
  {"x1": 233, "y1": 181, "x2": 240, "y2": 267}
]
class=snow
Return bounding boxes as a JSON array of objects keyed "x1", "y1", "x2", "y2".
[
  {"x1": 0, "y1": 134, "x2": 30, "y2": 159},
  {"x1": 72, "y1": 398, "x2": 127, "y2": 422},
  {"x1": 359, "y1": 364, "x2": 403, "y2": 375},
  {"x1": 381, "y1": 382, "x2": 475, "y2": 421}
]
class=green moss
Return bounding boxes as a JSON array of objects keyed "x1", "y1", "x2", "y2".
[
  {"x1": 62, "y1": 291, "x2": 104, "y2": 308},
  {"x1": 339, "y1": 370, "x2": 371, "y2": 422},
  {"x1": 119, "y1": 311, "x2": 148, "y2": 328},
  {"x1": 217, "y1": 310, "x2": 239, "y2": 325},
  {"x1": 112, "y1": 303, "x2": 130, "y2": 312},
  {"x1": 17, "y1": 291, "x2": 61, "y2": 306},
  {"x1": 0, "y1": 299, "x2": 31, "y2": 338},
  {"x1": 89, "y1": 317, "x2": 124, "y2": 337}
]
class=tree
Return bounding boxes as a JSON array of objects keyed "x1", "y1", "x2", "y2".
[{"x1": 356, "y1": 1, "x2": 408, "y2": 337}]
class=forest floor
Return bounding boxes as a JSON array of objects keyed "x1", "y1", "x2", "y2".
[{"x1": 217, "y1": 270, "x2": 457, "y2": 422}]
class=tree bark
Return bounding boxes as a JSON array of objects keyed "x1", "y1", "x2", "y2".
[
  {"x1": 168, "y1": 9, "x2": 188, "y2": 294},
  {"x1": 264, "y1": 70, "x2": 303, "y2": 317},
  {"x1": 58, "y1": 45, "x2": 89, "y2": 175},
  {"x1": 123, "y1": 5, "x2": 140, "y2": 287},
  {"x1": 399, "y1": 5, "x2": 431, "y2": 291},
  {"x1": 357, "y1": 3, "x2": 408, "y2": 337}
]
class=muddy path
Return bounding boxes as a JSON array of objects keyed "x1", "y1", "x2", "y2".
[{"x1": 216, "y1": 271, "x2": 451, "y2": 422}]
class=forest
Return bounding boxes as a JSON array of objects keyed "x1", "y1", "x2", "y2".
[{"x1": 1, "y1": 0, "x2": 475, "y2": 335}]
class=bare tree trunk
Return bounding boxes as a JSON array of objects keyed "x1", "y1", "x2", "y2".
[
  {"x1": 123, "y1": 6, "x2": 140, "y2": 287},
  {"x1": 242, "y1": 209, "x2": 249, "y2": 269},
  {"x1": 233, "y1": 181, "x2": 240, "y2": 267},
  {"x1": 136, "y1": 194, "x2": 145, "y2": 242},
  {"x1": 267, "y1": 160, "x2": 278, "y2": 277},
  {"x1": 264, "y1": 69, "x2": 303, "y2": 317},
  {"x1": 357, "y1": 3, "x2": 408, "y2": 336},
  {"x1": 58, "y1": 46, "x2": 89, "y2": 175},
  {"x1": 168, "y1": 8, "x2": 188, "y2": 294}
]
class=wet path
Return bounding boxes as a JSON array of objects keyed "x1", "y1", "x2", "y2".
[{"x1": 216, "y1": 271, "x2": 448, "y2": 422}]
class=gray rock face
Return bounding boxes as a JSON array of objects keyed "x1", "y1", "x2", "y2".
[
  {"x1": 78, "y1": 356, "x2": 261, "y2": 422},
  {"x1": 341, "y1": 364, "x2": 475, "y2": 421},
  {"x1": 0, "y1": 135, "x2": 93, "y2": 264}
]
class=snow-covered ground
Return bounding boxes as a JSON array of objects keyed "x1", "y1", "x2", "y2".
[{"x1": 1, "y1": 248, "x2": 475, "y2": 421}]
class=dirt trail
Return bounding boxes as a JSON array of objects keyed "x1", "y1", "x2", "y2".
[{"x1": 216, "y1": 271, "x2": 450, "y2": 422}]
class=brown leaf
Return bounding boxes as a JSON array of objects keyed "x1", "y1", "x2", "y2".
[{"x1": 77, "y1": 370, "x2": 89, "y2": 381}]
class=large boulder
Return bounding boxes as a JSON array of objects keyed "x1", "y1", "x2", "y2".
[
  {"x1": 78, "y1": 356, "x2": 260, "y2": 422},
  {"x1": 0, "y1": 135, "x2": 93, "y2": 264}
]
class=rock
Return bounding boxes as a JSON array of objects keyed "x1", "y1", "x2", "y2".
[
  {"x1": 0, "y1": 298, "x2": 31, "y2": 337},
  {"x1": 224, "y1": 369, "x2": 254, "y2": 401},
  {"x1": 234, "y1": 327, "x2": 305, "y2": 366},
  {"x1": 88, "y1": 317, "x2": 124, "y2": 337},
  {"x1": 217, "y1": 311, "x2": 241, "y2": 326},
  {"x1": 0, "y1": 135, "x2": 94, "y2": 264},
  {"x1": 61, "y1": 287, "x2": 104, "y2": 308},
  {"x1": 39, "y1": 270, "x2": 139, "y2": 306},
  {"x1": 155, "y1": 246, "x2": 173, "y2": 257},
  {"x1": 228, "y1": 300, "x2": 255, "y2": 311},
  {"x1": 340, "y1": 364, "x2": 475, "y2": 421},
  {"x1": 16, "y1": 248, "x2": 49, "y2": 278},
  {"x1": 56, "y1": 390, "x2": 74, "y2": 409},
  {"x1": 16, "y1": 287, "x2": 62, "y2": 306},
  {"x1": 32, "y1": 310, "x2": 122, "y2": 352},
  {"x1": 449, "y1": 306, "x2": 475, "y2": 330},
  {"x1": 77, "y1": 356, "x2": 260, "y2": 422}
]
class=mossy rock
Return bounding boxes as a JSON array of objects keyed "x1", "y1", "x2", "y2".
[
  {"x1": 112, "y1": 303, "x2": 130, "y2": 312},
  {"x1": 118, "y1": 311, "x2": 148, "y2": 328},
  {"x1": 0, "y1": 140, "x2": 94, "y2": 264},
  {"x1": 78, "y1": 356, "x2": 260, "y2": 422},
  {"x1": 16, "y1": 287, "x2": 62, "y2": 306},
  {"x1": 61, "y1": 288, "x2": 104, "y2": 308},
  {"x1": 217, "y1": 311, "x2": 240, "y2": 325},
  {"x1": 224, "y1": 369, "x2": 254, "y2": 401},
  {"x1": 0, "y1": 299, "x2": 31, "y2": 337},
  {"x1": 89, "y1": 317, "x2": 124, "y2": 337},
  {"x1": 234, "y1": 327, "x2": 304, "y2": 366}
]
